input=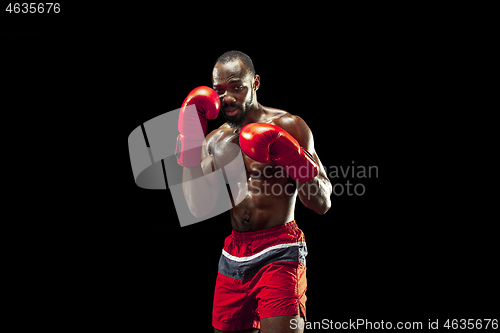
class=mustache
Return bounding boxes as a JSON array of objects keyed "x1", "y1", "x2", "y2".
[{"x1": 221, "y1": 103, "x2": 242, "y2": 110}]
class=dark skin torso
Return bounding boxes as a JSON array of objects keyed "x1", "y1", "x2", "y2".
[
  {"x1": 193, "y1": 57, "x2": 331, "y2": 236},
  {"x1": 203, "y1": 107, "x2": 296, "y2": 232}
]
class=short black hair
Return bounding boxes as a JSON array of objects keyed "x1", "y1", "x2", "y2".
[{"x1": 215, "y1": 50, "x2": 256, "y2": 77}]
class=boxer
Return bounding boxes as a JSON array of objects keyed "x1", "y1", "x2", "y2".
[{"x1": 176, "y1": 51, "x2": 332, "y2": 333}]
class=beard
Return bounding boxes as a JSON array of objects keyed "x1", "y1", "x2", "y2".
[
  {"x1": 221, "y1": 93, "x2": 254, "y2": 128},
  {"x1": 222, "y1": 104, "x2": 250, "y2": 128}
]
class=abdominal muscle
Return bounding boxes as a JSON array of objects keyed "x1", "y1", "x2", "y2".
[
  {"x1": 207, "y1": 125, "x2": 297, "y2": 232},
  {"x1": 229, "y1": 174, "x2": 297, "y2": 232}
]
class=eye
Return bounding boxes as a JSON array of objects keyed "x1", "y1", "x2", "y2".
[{"x1": 235, "y1": 85, "x2": 244, "y2": 90}]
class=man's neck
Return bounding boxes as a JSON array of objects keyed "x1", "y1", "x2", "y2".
[{"x1": 239, "y1": 103, "x2": 264, "y2": 129}]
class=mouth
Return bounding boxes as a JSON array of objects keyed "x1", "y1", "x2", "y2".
[{"x1": 224, "y1": 107, "x2": 240, "y2": 117}]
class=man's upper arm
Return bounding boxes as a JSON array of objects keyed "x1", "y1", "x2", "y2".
[
  {"x1": 276, "y1": 115, "x2": 314, "y2": 150},
  {"x1": 275, "y1": 115, "x2": 328, "y2": 179}
]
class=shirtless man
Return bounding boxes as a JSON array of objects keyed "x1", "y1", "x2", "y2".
[{"x1": 175, "y1": 51, "x2": 332, "y2": 332}]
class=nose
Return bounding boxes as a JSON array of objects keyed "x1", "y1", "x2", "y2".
[{"x1": 221, "y1": 93, "x2": 236, "y2": 105}]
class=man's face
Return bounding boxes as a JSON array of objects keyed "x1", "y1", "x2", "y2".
[{"x1": 212, "y1": 60, "x2": 256, "y2": 128}]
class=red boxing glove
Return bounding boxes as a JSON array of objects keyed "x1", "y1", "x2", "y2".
[
  {"x1": 239, "y1": 123, "x2": 319, "y2": 182},
  {"x1": 176, "y1": 86, "x2": 220, "y2": 167}
]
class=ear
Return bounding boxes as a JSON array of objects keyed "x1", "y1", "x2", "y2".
[{"x1": 253, "y1": 75, "x2": 260, "y2": 91}]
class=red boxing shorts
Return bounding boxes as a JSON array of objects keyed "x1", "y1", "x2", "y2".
[{"x1": 212, "y1": 221, "x2": 307, "y2": 331}]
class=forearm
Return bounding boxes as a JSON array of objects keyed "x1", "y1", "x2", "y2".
[
  {"x1": 297, "y1": 174, "x2": 332, "y2": 215},
  {"x1": 182, "y1": 165, "x2": 219, "y2": 218}
]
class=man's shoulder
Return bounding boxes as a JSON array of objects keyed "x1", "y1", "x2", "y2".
[
  {"x1": 265, "y1": 107, "x2": 311, "y2": 147},
  {"x1": 263, "y1": 106, "x2": 289, "y2": 119},
  {"x1": 265, "y1": 107, "x2": 307, "y2": 132}
]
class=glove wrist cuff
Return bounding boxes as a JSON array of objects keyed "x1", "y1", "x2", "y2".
[{"x1": 176, "y1": 134, "x2": 204, "y2": 167}]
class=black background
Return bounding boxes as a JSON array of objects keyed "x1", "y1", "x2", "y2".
[{"x1": 2, "y1": 3, "x2": 497, "y2": 331}]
